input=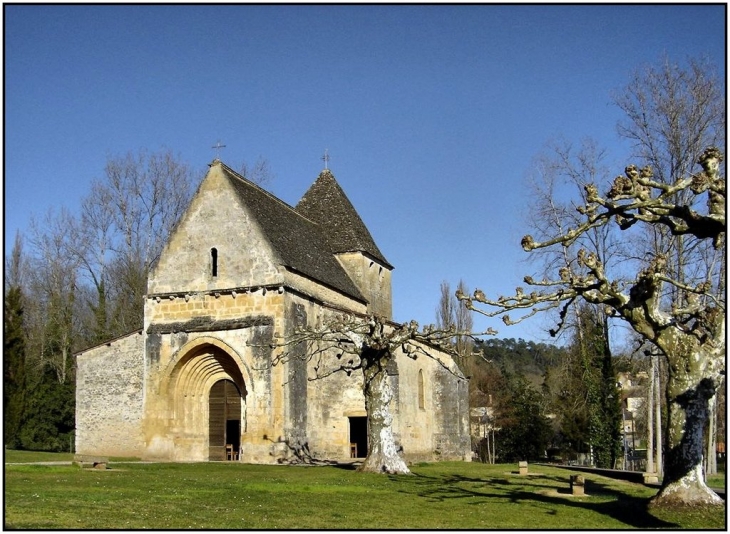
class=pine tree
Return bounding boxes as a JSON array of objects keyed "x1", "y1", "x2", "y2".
[
  {"x1": 580, "y1": 310, "x2": 622, "y2": 468},
  {"x1": 496, "y1": 370, "x2": 552, "y2": 462},
  {"x1": 19, "y1": 366, "x2": 75, "y2": 452},
  {"x1": 4, "y1": 285, "x2": 27, "y2": 448}
]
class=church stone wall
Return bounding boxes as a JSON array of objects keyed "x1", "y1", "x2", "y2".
[
  {"x1": 393, "y1": 349, "x2": 436, "y2": 461},
  {"x1": 335, "y1": 252, "x2": 392, "y2": 319},
  {"x1": 273, "y1": 293, "x2": 471, "y2": 464},
  {"x1": 283, "y1": 270, "x2": 367, "y2": 314},
  {"x1": 140, "y1": 323, "x2": 282, "y2": 463},
  {"x1": 75, "y1": 331, "x2": 145, "y2": 457},
  {"x1": 394, "y1": 347, "x2": 470, "y2": 463},
  {"x1": 432, "y1": 364, "x2": 471, "y2": 460},
  {"x1": 276, "y1": 293, "x2": 368, "y2": 462},
  {"x1": 148, "y1": 164, "x2": 282, "y2": 295},
  {"x1": 141, "y1": 288, "x2": 287, "y2": 463},
  {"x1": 306, "y1": 367, "x2": 366, "y2": 460},
  {"x1": 144, "y1": 287, "x2": 286, "y2": 329}
]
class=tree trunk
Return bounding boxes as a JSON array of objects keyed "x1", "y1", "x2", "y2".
[
  {"x1": 650, "y1": 349, "x2": 723, "y2": 508},
  {"x1": 486, "y1": 426, "x2": 491, "y2": 464},
  {"x1": 705, "y1": 394, "x2": 717, "y2": 476},
  {"x1": 655, "y1": 358, "x2": 663, "y2": 477},
  {"x1": 358, "y1": 349, "x2": 410, "y2": 474},
  {"x1": 646, "y1": 355, "x2": 655, "y2": 474}
]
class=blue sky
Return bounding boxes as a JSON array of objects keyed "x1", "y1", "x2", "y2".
[{"x1": 4, "y1": 4, "x2": 726, "y2": 344}]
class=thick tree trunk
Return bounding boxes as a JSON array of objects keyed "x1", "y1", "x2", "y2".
[
  {"x1": 358, "y1": 350, "x2": 410, "y2": 474},
  {"x1": 650, "y1": 351, "x2": 722, "y2": 508}
]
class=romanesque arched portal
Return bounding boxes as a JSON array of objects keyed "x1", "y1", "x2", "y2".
[{"x1": 163, "y1": 339, "x2": 249, "y2": 461}]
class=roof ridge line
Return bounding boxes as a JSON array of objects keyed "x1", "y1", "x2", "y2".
[{"x1": 217, "y1": 161, "x2": 322, "y2": 228}]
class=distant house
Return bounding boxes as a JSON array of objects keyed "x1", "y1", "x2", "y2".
[
  {"x1": 616, "y1": 371, "x2": 649, "y2": 469},
  {"x1": 470, "y1": 406, "x2": 495, "y2": 439},
  {"x1": 75, "y1": 160, "x2": 470, "y2": 464}
]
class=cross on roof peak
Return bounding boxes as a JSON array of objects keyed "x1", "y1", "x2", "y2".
[
  {"x1": 212, "y1": 140, "x2": 226, "y2": 160},
  {"x1": 321, "y1": 149, "x2": 331, "y2": 170}
]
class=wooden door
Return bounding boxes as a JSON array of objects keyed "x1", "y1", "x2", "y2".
[{"x1": 209, "y1": 379, "x2": 241, "y2": 460}]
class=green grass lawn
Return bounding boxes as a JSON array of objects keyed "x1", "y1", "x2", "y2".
[
  {"x1": 5, "y1": 449, "x2": 76, "y2": 463},
  {"x1": 4, "y1": 449, "x2": 141, "y2": 463},
  {"x1": 4, "y1": 455, "x2": 726, "y2": 529},
  {"x1": 707, "y1": 472, "x2": 726, "y2": 488}
]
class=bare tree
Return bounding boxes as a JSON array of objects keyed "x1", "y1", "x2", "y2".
[
  {"x1": 75, "y1": 181, "x2": 115, "y2": 343},
  {"x1": 435, "y1": 279, "x2": 474, "y2": 374},
  {"x1": 26, "y1": 208, "x2": 81, "y2": 384},
  {"x1": 614, "y1": 56, "x2": 725, "y2": 187},
  {"x1": 614, "y1": 55, "x2": 725, "y2": 483},
  {"x1": 85, "y1": 149, "x2": 197, "y2": 334},
  {"x1": 436, "y1": 281, "x2": 457, "y2": 332},
  {"x1": 265, "y1": 312, "x2": 488, "y2": 474},
  {"x1": 5, "y1": 232, "x2": 27, "y2": 293},
  {"x1": 236, "y1": 156, "x2": 275, "y2": 188},
  {"x1": 460, "y1": 147, "x2": 725, "y2": 507}
]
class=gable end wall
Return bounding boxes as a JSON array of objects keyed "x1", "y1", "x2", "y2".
[{"x1": 75, "y1": 331, "x2": 145, "y2": 457}]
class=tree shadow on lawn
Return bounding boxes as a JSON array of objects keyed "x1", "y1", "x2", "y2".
[{"x1": 396, "y1": 472, "x2": 676, "y2": 529}]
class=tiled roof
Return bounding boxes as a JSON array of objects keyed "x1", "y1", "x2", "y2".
[
  {"x1": 295, "y1": 170, "x2": 392, "y2": 269},
  {"x1": 218, "y1": 163, "x2": 366, "y2": 302}
]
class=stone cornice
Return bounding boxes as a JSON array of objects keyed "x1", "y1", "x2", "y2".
[{"x1": 147, "y1": 315, "x2": 273, "y2": 335}]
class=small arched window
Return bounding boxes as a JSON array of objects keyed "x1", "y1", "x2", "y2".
[
  {"x1": 418, "y1": 369, "x2": 425, "y2": 410},
  {"x1": 211, "y1": 247, "x2": 218, "y2": 277}
]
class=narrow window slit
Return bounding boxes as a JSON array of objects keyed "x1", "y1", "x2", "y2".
[{"x1": 211, "y1": 247, "x2": 218, "y2": 277}]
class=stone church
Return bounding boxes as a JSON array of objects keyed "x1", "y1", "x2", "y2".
[{"x1": 75, "y1": 159, "x2": 470, "y2": 464}]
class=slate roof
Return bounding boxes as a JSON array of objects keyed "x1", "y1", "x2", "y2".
[
  {"x1": 217, "y1": 162, "x2": 366, "y2": 302},
  {"x1": 295, "y1": 170, "x2": 393, "y2": 269}
]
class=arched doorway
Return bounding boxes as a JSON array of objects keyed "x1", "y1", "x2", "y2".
[
  {"x1": 209, "y1": 379, "x2": 242, "y2": 461},
  {"x1": 161, "y1": 338, "x2": 250, "y2": 461}
]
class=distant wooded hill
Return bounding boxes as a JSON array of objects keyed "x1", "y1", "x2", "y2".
[{"x1": 474, "y1": 337, "x2": 568, "y2": 385}]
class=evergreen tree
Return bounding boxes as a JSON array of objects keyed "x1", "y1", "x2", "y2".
[
  {"x1": 4, "y1": 285, "x2": 27, "y2": 448},
  {"x1": 542, "y1": 353, "x2": 591, "y2": 461},
  {"x1": 496, "y1": 370, "x2": 552, "y2": 461},
  {"x1": 580, "y1": 310, "x2": 622, "y2": 468},
  {"x1": 19, "y1": 366, "x2": 75, "y2": 452},
  {"x1": 543, "y1": 305, "x2": 623, "y2": 467}
]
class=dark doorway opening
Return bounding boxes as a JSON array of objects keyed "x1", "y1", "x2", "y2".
[
  {"x1": 349, "y1": 416, "x2": 368, "y2": 459},
  {"x1": 209, "y1": 379, "x2": 242, "y2": 461},
  {"x1": 226, "y1": 420, "x2": 240, "y2": 455}
]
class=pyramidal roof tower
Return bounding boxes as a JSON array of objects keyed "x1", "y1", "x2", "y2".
[
  {"x1": 295, "y1": 169, "x2": 392, "y2": 268},
  {"x1": 296, "y1": 168, "x2": 393, "y2": 318}
]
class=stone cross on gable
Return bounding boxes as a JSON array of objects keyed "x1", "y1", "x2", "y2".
[
  {"x1": 212, "y1": 141, "x2": 226, "y2": 159},
  {"x1": 322, "y1": 149, "x2": 330, "y2": 170}
]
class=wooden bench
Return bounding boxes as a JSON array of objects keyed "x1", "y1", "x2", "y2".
[{"x1": 73, "y1": 454, "x2": 109, "y2": 469}]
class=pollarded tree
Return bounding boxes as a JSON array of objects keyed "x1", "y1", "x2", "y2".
[
  {"x1": 459, "y1": 147, "x2": 725, "y2": 507},
  {"x1": 266, "y1": 313, "x2": 484, "y2": 474}
]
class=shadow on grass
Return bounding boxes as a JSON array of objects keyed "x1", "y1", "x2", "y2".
[{"x1": 395, "y1": 471, "x2": 676, "y2": 529}]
